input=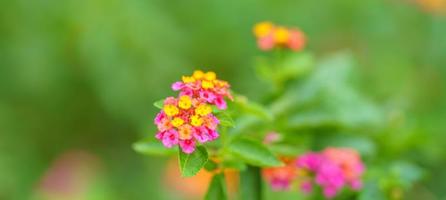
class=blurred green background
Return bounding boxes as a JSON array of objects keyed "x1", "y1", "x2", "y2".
[{"x1": 1, "y1": 0, "x2": 445, "y2": 199}]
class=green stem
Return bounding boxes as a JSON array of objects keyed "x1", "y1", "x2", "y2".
[{"x1": 240, "y1": 165, "x2": 263, "y2": 200}]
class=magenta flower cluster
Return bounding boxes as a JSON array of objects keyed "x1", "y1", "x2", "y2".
[
  {"x1": 296, "y1": 148, "x2": 365, "y2": 198},
  {"x1": 153, "y1": 70, "x2": 232, "y2": 154},
  {"x1": 263, "y1": 147, "x2": 365, "y2": 199}
]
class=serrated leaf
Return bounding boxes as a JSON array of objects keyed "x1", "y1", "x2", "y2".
[
  {"x1": 153, "y1": 99, "x2": 164, "y2": 109},
  {"x1": 228, "y1": 138, "x2": 282, "y2": 167},
  {"x1": 205, "y1": 173, "x2": 227, "y2": 200},
  {"x1": 132, "y1": 140, "x2": 176, "y2": 156},
  {"x1": 179, "y1": 146, "x2": 208, "y2": 177}
]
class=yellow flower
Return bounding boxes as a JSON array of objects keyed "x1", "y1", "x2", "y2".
[
  {"x1": 182, "y1": 76, "x2": 195, "y2": 83},
  {"x1": 214, "y1": 80, "x2": 228, "y2": 87},
  {"x1": 171, "y1": 117, "x2": 184, "y2": 127},
  {"x1": 274, "y1": 27, "x2": 290, "y2": 44},
  {"x1": 202, "y1": 80, "x2": 214, "y2": 89},
  {"x1": 193, "y1": 70, "x2": 205, "y2": 80},
  {"x1": 163, "y1": 104, "x2": 179, "y2": 116},
  {"x1": 204, "y1": 71, "x2": 217, "y2": 81},
  {"x1": 254, "y1": 21, "x2": 274, "y2": 38},
  {"x1": 195, "y1": 104, "x2": 212, "y2": 116},
  {"x1": 190, "y1": 115, "x2": 203, "y2": 127},
  {"x1": 178, "y1": 95, "x2": 192, "y2": 109},
  {"x1": 179, "y1": 125, "x2": 193, "y2": 140}
]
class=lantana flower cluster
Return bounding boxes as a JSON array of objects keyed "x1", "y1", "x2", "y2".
[
  {"x1": 253, "y1": 21, "x2": 306, "y2": 51},
  {"x1": 154, "y1": 70, "x2": 232, "y2": 154},
  {"x1": 263, "y1": 147, "x2": 365, "y2": 199}
]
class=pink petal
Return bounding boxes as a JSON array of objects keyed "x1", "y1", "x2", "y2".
[
  {"x1": 179, "y1": 89, "x2": 194, "y2": 97},
  {"x1": 171, "y1": 82, "x2": 184, "y2": 91},
  {"x1": 258, "y1": 35, "x2": 275, "y2": 51},
  {"x1": 154, "y1": 112, "x2": 166, "y2": 124},
  {"x1": 179, "y1": 139, "x2": 196, "y2": 154},
  {"x1": 193, "y1": 127, "x2": 209, "y2": 143},
  {"x1": 300, "y1": 181, "x2": 313, "y2": 194},
  {"x1": 199, "y1": 90, "x2": 216, "y2": 103},
  {"x1": 162, "y1": 130, "x2": 179, "y2": 148},
  {"x1": 155, "y1": 131, "x2": 165, "y2": 140},
  {"x1": 207, "y1": 129, "x2": 219, "y2": 141},
  {"x1": 214, "y1": 97, "x2": 227, "y2": 110}
]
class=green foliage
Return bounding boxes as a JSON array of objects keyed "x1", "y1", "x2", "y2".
[
  {"x1": 205, "y1": 173, "x2": 228, "y2": 200},
  {"x1": 204, "y1": 159, "x2": 218, "y2": 171},
  {"x1": 153, "y1": 99, "x2": 165, "y2": 109},
  {"x1": 239, "y1": 166, "x2": 263, "y2": 200},
  {"x1": 216, "y1": 112, "x2": 235, "y2": 127},
  {"x1": 228, "y1": 138, "x2": 283, "y2": 167},
  {"x1": 178, "y1": 146, "x2": 209, "y2": 177},
  {"x1": 133, "y1": 140, "x2": 176, "y2": 156}
]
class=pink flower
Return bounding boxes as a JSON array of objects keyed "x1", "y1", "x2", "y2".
[
  {"x1": 262, "y1": 158, "x2": 297, "y2": 191},
  {"x1": 322, "y1": 148, "x2": 365, "y2": 190},
  {"x1": 162, "y1": 130, "x2": 179, "y2": 148},
  {"x1": 180, "y1": 88, "x2": 194, "y2": 97},
  {"x1": 157, "y1": 119, "x2": 171, "y2": 132},
  {"x1": 270, "y1": 178, "x2": 291, "y2": 191},
  {"x1": 296, "y1": 152, "x2": 323, "y2": 171},
  {"x1": 315, "y1": 163, "x2": 345, "y2": 199},
  {"x1": 164, "y1": 97, "x2": 178, "y2": 105},
  {"x1": 155, "y1": 131, "x2": 165, "y2": 140},
  {"x1": 171, "y1": 82, "x2": 184, "y2": 91},
  {"x1": 199, "y1": 90, "x2": 216, "y2": 103},
  {"x1": 253, "y1": 22, "x2": 307, "y2": 51},
  {"x1": 154, "y1": 112, "x2": 167, "y2": 124},
  {"x1": 350, "y1": 179, "x2": 363, "y2": 190},
  {"x1": 203, "y1": 115, "x2": 219, "y2": 130},
  {"x1": 207, "y1": 129, "x2": 219, "y2": 141},
  {"x1": 193, "y1": 127, "x2": 210, "y2": 143},
  {"x1": 294, "y1": 148, "x2": 365, "y2": 198},
  {"x1": 258, "y1": 34, "x2": 275, "y2": 50},
  {"x1": 153, "y1": 71, "x2": 231, "y2": 154},
  {"x1": 214, "y1": 97, "x2": 227, "y2": 110},
  {"x1": 179, "y1": 139, "x2": 196, "y2": 154},
  {"x1": 287, "y1": 29, "x2": 306, "y2": 51},
  {"x1": 300, "y1": 181, "x2": 313, "y2": 194},
  {"x1": 263, "y1": 132, "x2": 282, "y2": 144}
]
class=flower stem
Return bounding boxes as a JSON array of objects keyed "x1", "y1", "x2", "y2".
[{"x1": 240, "y1": 165, "x2": 263, "y2": 200}]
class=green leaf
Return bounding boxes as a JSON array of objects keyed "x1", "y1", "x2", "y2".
[
  {"x1": 204, "y1": 160, "x2": 218, "y2": 171},
  {"x1": 240, "y1": 166, "x2": 262, "y2": 200},
  {"x1": 179, "y1": 146, "x2": 208, "y2": 177},
  {"x1": 217, "y1": 112, "x2": 235, "y2": 127},
  {"x1": 228, "y1": 138, "x2": 282, "y2": 167},
  {"x1": 132, "y1": 140, "x2": 176, "y2": 156},
  {"x1": 390, "y1": 161, "x2": 424, "y2": 189},
  {"x1": 236, "y1": 100, "x2": 273, "y2": 121},
  {"x1": 269, "y1": 144, "x2": 305, "y2": 156},
  {"x1": 153, "y1": 99, "x2": 164, "y2": 109},
  {"x1": 221, "y1": 160, "x2": 247, "y2": 170},
  {"x1": 205, "y1": 173, "x2": 227, "y2": 200},
  {"x1": 274, "y1": 52, "x2": 314, "y2": 82},
  {"x1": 358, "y1": 181, "x2": 386, "y2": 200}
]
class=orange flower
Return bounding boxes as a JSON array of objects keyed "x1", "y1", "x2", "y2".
[{"x1": 253, "y1": 22, "x2": 306, "y2": 51}]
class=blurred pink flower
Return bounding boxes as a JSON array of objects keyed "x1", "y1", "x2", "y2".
[
  {"x1": 263, "y1": 158, "x2": 297, "y2": 191},
  {"x1": 179, "y1": 139, "x2": 196, "y2": 154}
]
